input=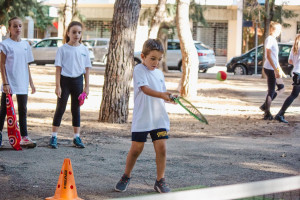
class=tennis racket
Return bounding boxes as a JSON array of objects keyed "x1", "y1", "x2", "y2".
[{"x1": 170, "y1": 95, "x2": 208, "y2": 124}]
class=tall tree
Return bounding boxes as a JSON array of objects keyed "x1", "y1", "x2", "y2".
[
  {"x1": 99, "y1": 0, "x2": 141, "y2": 123},
  {"x1": 61, "y1": 0, "x2": 80, "y2": 33},
  {"x1": 148, "y1": 0, "x2": 167, "y2": 39},
  {"x1": 176, "y1": 0, "x2": 199, "y2": 97},
  {"x1": 0, "y1": 0, "x2": 54, "y2": 40}
]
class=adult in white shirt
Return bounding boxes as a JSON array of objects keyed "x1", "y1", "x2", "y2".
[
  {"x1": 261, "y1": 21, "x2": 283, "y2": 120},
  {"x1": 0, "y1": 17, "x2": 36, "y2": 148},
  {"x1": 275, "y1": 34, "x2": 300, "y2": 123},
  {"x1": 50, "y1": 21, "x2": 92, "y2": 149}
]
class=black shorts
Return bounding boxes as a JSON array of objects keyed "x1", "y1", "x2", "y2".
[{"x1": 132, "y1": 128, "x2": 169, "y2": 142}]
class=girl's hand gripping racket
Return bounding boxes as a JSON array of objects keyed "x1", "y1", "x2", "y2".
[
  {"x1": 170, "y1": 95, "x2": 208, "y2": 124},
  {"x1": 78, "y1": 92, "x2": 87, "y2": 106}
]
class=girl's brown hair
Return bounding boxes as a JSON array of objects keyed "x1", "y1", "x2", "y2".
[
  {"x1": 63, "y1": 21, "x2": 83, "y2": 44},
  {"x1": 8, "y1": 17, "x2": 22, "y2": 37},
  {"x1": 292, "y1": 34, "x2": 300, "y2": 55}
]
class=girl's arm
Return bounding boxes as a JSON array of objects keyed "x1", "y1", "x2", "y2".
[
  {"x1": 266, "y1": 48, "x2": 280, "y2": 78},
  {"x1": 0, "y1": 52, "x2": 10, "y2": 94},
  {"x1": 28, "y1": 65, "x2": 36, "y2": 94},
  {"x1": 55, "y1": 66, "x2": 62, "y2": 98},
  {"x1": 83, "y1": 67, "x2": 90, "y2": 96},
  {"x1": 288, "y1": 59, "x2": 293, "y2": 65},
  {"x1": 140, "y1": 86, "x2": 171, "y2": 102}
]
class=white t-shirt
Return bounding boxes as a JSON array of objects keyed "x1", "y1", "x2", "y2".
[
  {"x1": 55, "y1": 43, "x2": 92, "y2": 77},
  {"x1": 0, "y1": 38, "x2": 34, "y2": 94},
  {"x1": 264, "y1": 35, "x2": 279, "y2": 70},
  {"x1": 131, "y1": 64, "x2": 170, "y2": 132},
  {"x1": 289, "y1": 48, "x2": 300, "y2": 74}
]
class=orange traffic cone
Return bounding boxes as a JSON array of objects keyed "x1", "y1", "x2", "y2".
[{"x1": 46, "y1": 158, "x2": 83, "y2": 200}]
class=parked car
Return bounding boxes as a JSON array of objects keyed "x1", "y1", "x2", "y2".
[
  {"x1": 22, "y1": 38, "x2": 42, "y2": 46},
  {"x1": 226, "y1": 43, "x2": 293, "y2": 76},
  {"x1": 82, "y1": 38, "x2": 109, "y2": 64},
  {"x1": 134, "y1": 39, "x2": 216, "y2": 72},
  {"x1": 31, "y1": 38, "x2": 94, "y2": 65}
]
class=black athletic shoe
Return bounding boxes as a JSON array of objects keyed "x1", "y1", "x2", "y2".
[
  {"x1": 263, "y1": 112, "x2": 273, "y2": 120},
  {"x1": 115, "y1": 174, "x2": 131, "y2": 192},
  {"x1": 275, "y1": 115, "x2": 288, "y2": 123},
  {"x1": 154, "y1": 178, "x2": 171, "y2": 193},
  {"x1": 259, "y1": 104, "x2": 266, "y2": 112}
]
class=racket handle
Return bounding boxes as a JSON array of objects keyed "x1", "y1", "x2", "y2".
[{"x1": 169, "y1": 94, "x2": 176, "y2": 101}]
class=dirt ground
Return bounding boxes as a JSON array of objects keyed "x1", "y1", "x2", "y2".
[{"x1": 0, "y1": 66, "x2": 299, "y2": 200}]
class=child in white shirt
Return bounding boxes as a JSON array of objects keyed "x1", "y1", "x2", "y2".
[
  {"x1": 49, "y1": 21, "x2": 92, "y2": 149},
  {"x1": 0, "y1": 17, "x2": 36, "y2": 148},
  {"x1": 115, "y1": 39, "x2": 174, "y2": 193}
]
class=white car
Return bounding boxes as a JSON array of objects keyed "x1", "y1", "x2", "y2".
[
  {"x1": 31, "y1": 38, "x2": 94, "y2": 65},
  {"x1": 82, "y1": 38, "x2": 109, "y2": 64},
  {"x1": 134, "y1": 39, "x2": 216, "y2": 72}
]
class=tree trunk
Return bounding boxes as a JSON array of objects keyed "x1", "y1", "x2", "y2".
[
  {"x1": 176, "y1": 0, "x2": 199, "y2": 97},
  {"x1": 157, "y1": 25, "x2": 168, "y2": 72},
  {"x1": 148, "y1": 0, "x2": 167, "y2": 39},
  {"x1": 99, "y1": 0, "x2": 141, "y2": 123},
  {"x1": 63, "y1": 0, "x2": 72, "y2": 33}
]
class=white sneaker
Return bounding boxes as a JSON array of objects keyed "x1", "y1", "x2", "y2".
[{"x1": 20, "y1": 136, "x2": 37, "y2": 148}]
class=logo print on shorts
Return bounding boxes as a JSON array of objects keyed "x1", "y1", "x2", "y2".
[{"x1": 157, "y1": 131, "x2": 167, "y2": 137}]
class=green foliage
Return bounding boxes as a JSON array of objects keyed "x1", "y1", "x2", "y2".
[
  {"x1": 190, "y1": 0, "x2": 207, "y2": 26},
  {"x1": 30, "y1": 3, "x2": 54, "y2": 31},
  {"x1": 0, "y1": 0, "x2": 55, "y2": 31},
  {"x1": 243, "y1": 0, "x2": 298, "y2": 27}
]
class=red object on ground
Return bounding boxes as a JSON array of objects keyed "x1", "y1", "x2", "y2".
[
  {"x1": 217, "y1": 71, "x2": 227, "y2": 81},
  {"x1": 6, "y1": 94, "x2": 22, "y2": 150}
]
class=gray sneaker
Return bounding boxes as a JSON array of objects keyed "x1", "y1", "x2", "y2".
[
  {"x1": 49, "y1": 136, "x2": 58, "y2": 149},
  {"x1": 20, "y1": 136, "x2": 37, "y2": 148},
  {"x1": 115, "y1": 174, "x2": 131, "y2": 192},
  {"x1": 73, "y1": 137, "x2": 85, "y2": 148},
  {"x1": 154, "y1": 178, "x2": 171, "y2": 193}
]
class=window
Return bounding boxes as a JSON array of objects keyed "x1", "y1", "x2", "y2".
[
  {"x1": 36, "y1": 40, "x2": 52, "y2": 48},
  {"x1": 250, "y1": 46, "x2": 263, "y2": 58},
  {"x1": 167, "y1": 42, "x2": 180, "y2": 50},
  {"x1": 96, "y1": 40, "x2": 108, "y2": 46},
  {"x1": 280, "y1": 45, "x2": 291, "y2": 57},
  {"x1": 195, "y1": 43, "x2": 208, "y2": 50}
]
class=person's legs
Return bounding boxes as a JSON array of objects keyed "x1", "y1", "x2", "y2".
[
  {"x1": 124, "y1": 141, "x2": 145, "y2": 177},
  {"x1": 153, "y1": 139, "x2": 167, "y2": 181},
  {"x1": 115, "y1": 141, "x2": 145, "y2": 192},
  {"x1": 70, "y1": 75, "x2": 84, "y2": 147},
  {"x1": 0, "y1": 93, "x2": 7, "y2": 132},
  {"x1": 263, "y1": 69, "x2": 277, "y2": 119},
  {"x1": 0, "y1": 93, "x2": 6, "y2": 147},
  {"x1": 51, "y1": 76, "x2": 70, "y2": 148},
  {"x1": 52, "y1": 88, "x2": 70, "y2": 127},
  {"x1": 276, "y1": 85, "x2": 300, "y2": 123},
  {"x1": 16, "y1": 94, "x2": 28, "y2": 137}
]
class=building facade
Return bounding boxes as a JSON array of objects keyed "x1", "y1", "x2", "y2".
[{"x1": 24, "y1": 0, "x2": 300, "y2": 64}]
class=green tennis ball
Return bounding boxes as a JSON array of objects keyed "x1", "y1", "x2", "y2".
[{"x1": 217, "y1": 71, "x2": 227, "y2": 81}]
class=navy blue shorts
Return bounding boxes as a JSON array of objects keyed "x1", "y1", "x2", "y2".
[{"x1": 132, "y1": 128, "x2": 169, "y2": 142}]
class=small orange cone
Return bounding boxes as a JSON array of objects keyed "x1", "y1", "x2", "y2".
[{"x1": 46, "y1": 158, "x2": 83, "y2": 200}]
